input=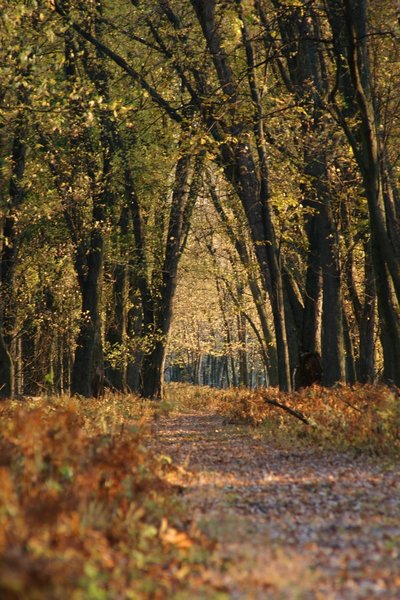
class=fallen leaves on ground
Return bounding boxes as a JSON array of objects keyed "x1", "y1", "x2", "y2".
[
  {"x1": 0, "y1": 397, "x2": 214, "y2": 599},
  {"x1": 1, "y1": 386, "x2": 399, "y2": 599},
  {"x1": 153, "y1": 402, "x2": 400, "y2": 599}
]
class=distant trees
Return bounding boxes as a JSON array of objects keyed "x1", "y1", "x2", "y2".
[{"x1": 0, "y1": 0, "x2": 399, "y2": 399}]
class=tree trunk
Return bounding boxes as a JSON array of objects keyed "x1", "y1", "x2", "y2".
[
  {"x1": 189, "y1": 0, "x2": 291, "y2": 390},
  {"x1": 140, "y1": 340, "x2": 167, "y2": 399},
  {"x1": 105, "y1": 261, "x2": 128, "y2": 391},
  {"x1": 71, "y1": 221, "x2": 104, "y2": 397},
  {"x1": 326, "y1": 0, "x2": 400, "y2": 383},
  {"x1": 209, "y1": 180, "x2": 278, "y2": 385},
  {"x1": 357, "y1": 245, "x2": 375, "y2": 382},
  {"x1": 0, "y1": 116, "x2": 26, "y2": 398},
  {"x1": 301, "y1": 212, "x2": 323, "y2": 354},
  {"x1": 321, "y1": 203, "x2": 346, "y2": 385},
  {"x1": 138, "y1": 151, "x2": 199, "y2": 399},
  {"x1": 237, "y1": 312, "x2": 249, "y2": 387},
  {"x1": 0, "y1": 331, "x2": 13, "y2": 398},
  {"x1": 270, "y1": 1, "x2": 347, "y2": 384},
  {"x1": 194, "y1": 354, "x2": 202, "y2": 386},
  {"x1": 343, "y1": 309, "x2": 356, "y2": 384}
]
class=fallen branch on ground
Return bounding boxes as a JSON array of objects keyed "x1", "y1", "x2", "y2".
[{"x1": 263, "y1": 396, "x2": 310, "y2": 425}]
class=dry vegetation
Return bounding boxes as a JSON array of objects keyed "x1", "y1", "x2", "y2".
[
  {"x1": 167, "y1": 383, "x2": 400, "y2": 456},
  {"x1": 0, "y1": 384, "x2": 399, "y2": 599},
  {"x1": 0, "y1": 396, "x2": 214, "y2": 600}
]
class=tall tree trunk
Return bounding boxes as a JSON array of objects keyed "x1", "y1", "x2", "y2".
[
  {"x1": 237, "y1": 307, "x2": 249, "y2": 387},
  {"x1": 105, "y1": 261, "x2": 128, "y2": 391},
  {"x1": 71, "y1": 216, "x2": 104, "y2": 397},
  {"x1": 0, "y1": 331, "x2": 13, "y2": 398},
  {"x1": 358, "y1": 245, "x2": 376, "y2": 382},
  {"x1": 343, "y1": 309, "x2": 356, "y2": 384},
  {"x1": 270, "y1": 2, "x2": 346, "y2": 384},
  {"x1": 138, "y1": 151, "x2": 201, "y2": 399},
  {"x1": 301, "y1": 206, "x2": 323, "y2": 354},
  {"x1": 140, "y1": 340, "x2": 167, "y2": 399},
  {"x1": 209, "y1": 179, "x2": 278, "y2": 384},
  {"x1": 326, "y1": 0, "x2": 400, "y2": 384},
  {"x1": 320, "y1": 202, "x2": 346, "y2": 385},
  {"x1": 126, "y1": 279, "x2": 143, "y2": 393},
  {"x1": 0, "y1": 117, "x2": 26, "y2": 398}
]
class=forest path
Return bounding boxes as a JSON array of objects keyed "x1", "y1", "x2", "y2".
[{"x1": 153, "y1": 411, "x2": 400, "y2": 599}]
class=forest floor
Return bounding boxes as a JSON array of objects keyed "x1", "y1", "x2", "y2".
[{"x1": 153, "y1": 409, "x2": 400, "y2": 600}]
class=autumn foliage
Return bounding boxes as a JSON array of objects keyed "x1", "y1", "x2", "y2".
[
  {"x1": 0, "y1": 385, "x2": 399, "y2": 598},
  {"x1": 0, "y1": 398, "x2": 210, "y2": 600},
  {"x1": 210, "y1": 384, "x2": 400, "y2": 455}
]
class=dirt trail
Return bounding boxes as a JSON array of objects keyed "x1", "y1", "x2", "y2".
[{"x1": 154, "y1": 411, "x2": 400, "y2": 599}]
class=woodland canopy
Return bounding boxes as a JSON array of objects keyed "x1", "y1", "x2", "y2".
[{"x1": 1, "y1": 0, "x2": 400, "y2": 400}]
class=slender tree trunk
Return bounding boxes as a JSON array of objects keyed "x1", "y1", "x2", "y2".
[
  {"x1": 237, "y1": 311, "x2": 249, "y2": 387},
  {"x1": 282, "y1": 272, "x2": 301, "y2": 377},
  {"x1": 105, "y1": 261, "x2": 128, "y2": 391},
  {"x1": 0, "y1": 117, "x2": 26, "y2": 398},
  {"x1": 358, "y1": 245, "x2": 376, "y2": 382},
  {"x1": 343, "y1": 309, "x2": 356, "y2": 384},
  {"x1": 233, "y1": 147, "x2": 291, "y2": 390},
  {"x1": 270, "y1": 1, "x2": 348, "y2": 384},
  {"x1": 301, "y1": 212, "x2": 323, "y2": 354},
  {"x1": 0, "y1": 331, "x2": 13, "y2": 398},
  {"x1": 209, "y1": 179, "x2": 278, "y2": 384},
  {"x1": 189, "y1": 0, "x2": 291, "y2": 390},
  {"x1": 321, "y1": 203, "x2": 346, "y2": 385},
  {"x1": 126, "y1": 288, "x2": 143, "y2": 393},
  {"x1": 139, "y1": 151, "x2": 201, "y2": 399},
  {"x1": 194, "y1": 354, "x2": 202, "y2": 386},
  {"x1": 71, "y1": 212, "x2": 104, "y2": 396}
]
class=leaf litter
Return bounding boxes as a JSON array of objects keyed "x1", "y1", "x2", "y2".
[{"x1": 153, "y1": 410, "x2": 400, "y2": 599}]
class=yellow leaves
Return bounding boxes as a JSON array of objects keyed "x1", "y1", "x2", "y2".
[
  {"x1": 0, "y1": 468, "x2": 14, "y2": 506},
  {"x1": 0, "y1": 467, "x2": 18, "y2": 549},
  {"x1": 160, "y1": 518, "x2": 194, "y2": 549}
]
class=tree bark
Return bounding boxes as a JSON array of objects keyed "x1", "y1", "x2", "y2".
[
  {"x1": 326, "y1": 0, "x2": 400, "y2": 384},
  {"x1": 272, "y1": 1, "x2": 346, "y2": 384},
  {"x1": 71, "y1": 211, "x2": 105, "y2": 397},
  {"x1": 0, "y1": 115, "x2": 26, "y2": 398},
  {"x1": 138, "y1": 151, "x2": 202, "y2": 399},
  {"x1": 357, "y1": 245, "x2": 376, "y2": 382},
  {"x1": 209, "y1": 179, "x2": 278, "y2": 384},
  {"x1": 105, "y1": 261, "x2": 128, "y2": 391}
]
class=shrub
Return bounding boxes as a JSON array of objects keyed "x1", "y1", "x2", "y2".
[{"x1": 0, "y1": 397, "x2": 212, "y2": 599}]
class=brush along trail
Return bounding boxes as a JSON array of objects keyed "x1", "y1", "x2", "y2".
[{"x1": 153, "y1": 410, "x2": 400, "y2": 599}]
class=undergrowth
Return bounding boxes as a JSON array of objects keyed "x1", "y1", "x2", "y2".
[
  {"x1": 1, "y1": 383, "x2": 398, "y2": 599},
  {"x1": 0, "y1": 396, "x2": 216, "y2": 600},
  {"x1": 166, "y1": 382, "x2": 400, "y2": 456}
]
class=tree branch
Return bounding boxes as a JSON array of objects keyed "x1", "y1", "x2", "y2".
[
  {"x1": 262, "y1": 395, "x2": 310, "y2": 425},
  {"x1": 52, "y1": 1, "x2": 182, "y2": 123}
]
